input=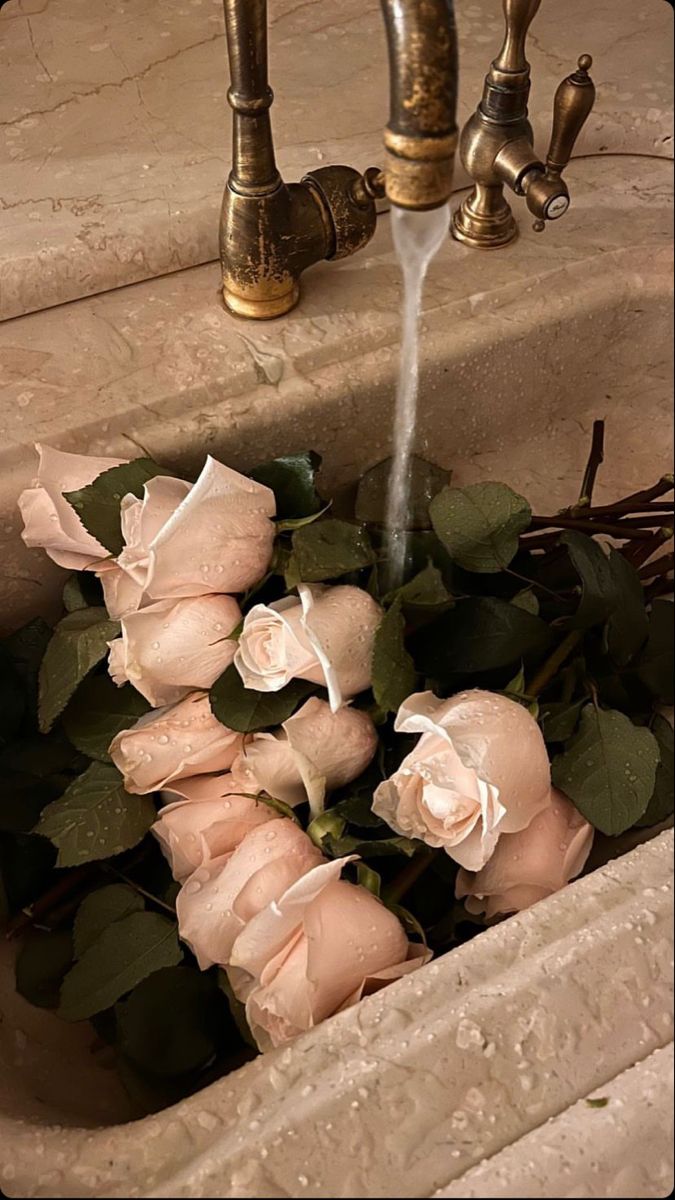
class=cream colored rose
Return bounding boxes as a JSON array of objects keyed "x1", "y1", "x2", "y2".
[
  {"x1": 100, "y1": 457, "x2": 276, "y2": 618},
  {"x1": 372, "y1": 690, "x2": 551, "y2": 872},
  {"x1": 153, "y1": 774, "x2": 277, "y2": 883},
  {"x1": 229, "y1": 861, "x2": 429, "y2": 1051},
  {"x1": 176, "y1": 820, "x2": 324, "y2": 970},
  {"x1": 108, "y1": 594, "x2": 241, "y2": 708},
  {"x1": 234, "y1": 697, "x2": 378, "y2": 816},
  {"x1": 456, "y1": 788, "x2": 594, "y2": 918},
  {"x1": 109, "y1": 692, "x2": 243, "y2": 794},
  {"x1": 18, "y1": 444, "x2": 126, "y2": 570},
  {"x1": 234, "y1": 584, "x2": 382, "y2": 712}
]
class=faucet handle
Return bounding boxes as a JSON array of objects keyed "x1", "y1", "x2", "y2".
[{"x1": 546, "y1": 55, "x2": 596, "y2": 178}]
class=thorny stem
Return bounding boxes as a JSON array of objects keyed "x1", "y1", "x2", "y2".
[
  {"x1": 102, "y1": 864, "x2": 177, "y2": 917},
  {"x1": 624, "y1": 528, "x2": 674, "y2": 569},
  {"x1": 5, "y1": 864, "x2": 99, "y2": 939},
  {"x1": 527, "y1": 516, "x2": 656, "y2": 539}
]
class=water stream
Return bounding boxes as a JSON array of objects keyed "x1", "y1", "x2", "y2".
[{"x1": 384, "y1": 204, "x2": 450, "y2": 590}]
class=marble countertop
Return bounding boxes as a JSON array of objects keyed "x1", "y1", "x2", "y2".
[{"x1": 1, "y1": 0, "x2": 673, "y2": 320}]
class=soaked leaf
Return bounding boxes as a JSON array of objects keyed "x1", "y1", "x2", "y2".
[
  {"x1": 551, "y1": 705, "x2": 660, "y2": 835},
  {"x1": 74, "y1": 884, "x2": 145, "y2": 958},
  {"x1": 355, "y1": 456, "x2": 450, "y2": 529},
  {"x1": 372, "y1": 599, "x2": 416, "y2": 714},
  {"x1": 65, "y1": 458, "x2": 174, "y2": 557},
  {"x1": 209, "y1": 665, "x2": 316, "y2": 733},
  {"x1": 637, "y1": 713, "x2": 674, "y2": 828},
  {"x1": 38, "y1": 609, "x2": 120, "y2": 733},
  {"x1": 430, "y1": 482, "x2": 531, "y2": 573},
  {"x1": 636, "y1": 600, "x2": 674, "y2": 705},
  {"x1": 412, "y1": 597, "x2": 554, "y2": 678},
  {"x1": 63, "y1": 675, "x2": 151, "y2": 762},
  {"x1": 35, "y1": 762, "x2": 156, "y2": 868},
  {"x1": 116, "y1": 967, "x2": 224, "y2": 1078},
  {"x1": 59, "y1": 912, "x2": 182, "y2": 1021},
  {"x1": 249, "y1": 451, "x2": 323, "y2": 520},
  {"x1": 289, "y1": 519, "x2": 376, "y2": 583}
]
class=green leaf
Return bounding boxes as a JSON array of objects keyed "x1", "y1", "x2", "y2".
[
  {"x1": 64, "y1": 458, "x2": 174, "y2": 557},
  {"x1": 430, "y1": 482, "x2": 532, "y2": 573},
  {"x1": 15, "y1": 930, "x2": 74, "y2": 1009},
  {"x1": 38, "y1": 608, "x2": 120, "y2": 733},
  {"x1": 63, "y1": 675, "x2": 151, "y2": 762},
  {"x1": 637, "y1": 714, "x2": 674, "y2": 828},
  {"x1": 249, "y1": 451, "x2": 323, "y2": 520},
  {"x1": 586, "y1": 1098, "x2": 609, "y2": 1109},
  {"x1": 372, "y1": 599, "x2": 415, "y2": 714},
  {"x1": 289, "y1": 519, "x2": 376, "y2": 583},
  {"x1": 412, "y1": 597, "x2": 554, "y2": 677},
  {"x1": 551, "y1": 705, "x2": 661, "y2": 835},
  {"x1": 561, "y1": 532, "x2": 615, "y2": 629},
  {"x1": 35, "y1": 762, "x2": 156, "y2": 868},
  {"x1": 3, "y1": 618, "x2": 52, "y2": 714},
  {"x1": 63, "y1": 573, "x2": 103, "y2": 613},
  {"x1": 116, "y1": 966, "x2": 224, "y2": 1078},
  {"x1": 637, "y1": 601, "x2": 674, "y2": 705},
  {"x1": 209, "y1": 666, "x2": 316, "y2": 734},
  {"x1": 73, "y1": 884, "x2": 145, "y2": 958},
  {"x1": 275, "y1": 505, "x2": 331, "y2": 534},
  {"x1": 59, "y1": 911, "x2": 182, "y2": 1021},
  {"x1": 323, "y1": 833, "x2": 419, "y2": 859},
  {"x1": 604, "y1": 550, "x2": 649, "y2": 665},
  {"x1": 541, "y1": 699, "x2": 586, "y2": 744},
  {"x1": 355, "y1": 456, "x2": 450, "y2": 529},
  {"x1": 511, "y1": 588, "x2": 540, "y2": 616},
  {"x1": 307, "y1": 809, "x2": 347, "y2": 851},
  {"x1": 388, "y1": 562, "x2": 451, "y2": 610}
]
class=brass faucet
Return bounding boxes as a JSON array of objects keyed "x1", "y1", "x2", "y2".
[
  {"x1": 220, "y1": 1, "x2": 459, "y2": 320},
  {"x1": 452, "y1": 0, "x2": 596, "y2": 250}
]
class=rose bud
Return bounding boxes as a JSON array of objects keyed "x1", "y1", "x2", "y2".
[
  {"x1": 18, "y1": 444, "x2": 126, "y2": 571},
  {"x1": 152, "y1": 774, "x2": 277, "y2": 883},
  {"x1": 234, "y1": 583, "x2": 382, "y2": 712},
  {"x1": 235, "y1": 697, "x2": 378, "y2": 815},
  {"x1": 100, "y1": 457, "x2": 276, "y2": 617},
  {"x1": 230, "y1": 865, "x2": 429, "y2": 1051},
  {"x1": 456, "y1": 788, "x2": 594, "y2": 918},
  {"x1": 373, "y1": 690, "x2": 551, "y2": 872},
  {"x1": 109, "y1": 692, "x2": 243, "y2": 794},
  {"x1": 176, "y1": 820, "x2": 324, "y2": 970},
  {"x1": 108, "y1": 594, "x2": 241, "y2": 707}
]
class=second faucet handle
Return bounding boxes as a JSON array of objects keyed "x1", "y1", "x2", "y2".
[
  {"x1": 546, "y1": 55, "x2": 596, "y2": 178},
  {"x1": 524, "y1": 54, "x2": 596, "y2": 224}
]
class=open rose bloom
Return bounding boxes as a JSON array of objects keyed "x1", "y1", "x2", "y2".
[{"x1": 373, "y1": 690, "x2": 552, "y2": 871}]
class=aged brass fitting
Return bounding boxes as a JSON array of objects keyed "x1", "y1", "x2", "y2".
[
  {"x1": 220, "y1": 0, "x2": 458, "y2": 320},
  {"x1": 452, "y1": 0, "x2": 596, "y2": 250}
]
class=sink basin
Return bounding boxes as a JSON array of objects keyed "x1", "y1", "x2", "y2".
[{"x1": 0, "y1": 151, "x2": 672, "y2": 1194}]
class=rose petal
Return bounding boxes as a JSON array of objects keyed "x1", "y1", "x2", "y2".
[
  {"x1": 299, "y1": 584, "x2": 382, "y2": 712},
  {"x1": 153, "y1": 786, "x2": 277, "y2": 882},
  {"x1": 234, "y1": 598, "x2": 323, "y2": 693}
]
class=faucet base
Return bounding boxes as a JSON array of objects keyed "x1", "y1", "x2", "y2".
[
  {"x1": 452, "y1": 184, "x2": 518, "y2": 250},
  {"x1": 222, "y1": 282, "x2": 300, "y2": 321}
]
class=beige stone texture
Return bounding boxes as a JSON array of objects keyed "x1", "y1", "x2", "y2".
[
  {"x1": 0, "y1": 831, "x2": 672, "y2": 1197},
  {"x1": 0, "y1": 0, "x2": 672, "y2": 320}
]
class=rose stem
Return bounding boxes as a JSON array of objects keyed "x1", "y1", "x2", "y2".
[
  {"x1": 624, "y1": 527, "x2": 674, "y2": 569},
  {"x1": 638, "y1": 553, "x2": 675, "y2": 581},
  {"x1": 527, "y1": 516, "x2": 655, "y2": 538},
  {"x1": 5, "y1": 864, "x2": 99, "y2": 939},
  {"x1": 575, "y1": 419, "x2": 606, "y2": 510},
  {"x1": 101, "y1": 863, "x2": 176, "y2": 916},
  {"x1": 383, "y1": 849, "x2": 436, "y2": 906},
  {"x1": 527, "y1": 630, "x2": 584, "y2": 700}
]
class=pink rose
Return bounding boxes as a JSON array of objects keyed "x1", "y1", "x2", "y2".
[
  {"x1": 152, "y1": 774, "x2": 277, "y2": 883},
  {"x1": 234, "y1": 584, "x2": 383, "y2": 712},
  {"x1": 108, "y1": 594, "x2": 241, "y2": 708},
  {"x1": 18, "y1": 444, "x2": 126, "y2": 570},
  {"x1": 176, "y1": 820, "x2": 324, "y2": 970},
  {"x1": 234, "y1": 697, "x2": 378, "y2": 815},
  {"x1": 109, "y1": 692, "x2": 243, "y2": 794},
  {"x1": 100, "y1": 458, "x2": 276, "y2": 618},
  {"x1": 373, "y1": 690, "x2": 551, "y2": 871},
  {"x1": 229, "y1": 859, "x2": 429, "y2": 1051},
  {"x1": 456, "y1": 788, "x2": 594, "y2": 918}
]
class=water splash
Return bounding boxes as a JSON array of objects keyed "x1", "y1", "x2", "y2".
[{"x1": 385, "y1": 204, "x2": 449, "y2": 590}]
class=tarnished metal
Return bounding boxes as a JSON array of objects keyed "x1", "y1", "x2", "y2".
[
  {"x1": 452, "y1": 0, "x2": 596, "y2": 249},
  {"x1": 220, "y1": 0, "x2": 458, "y2": 319}
]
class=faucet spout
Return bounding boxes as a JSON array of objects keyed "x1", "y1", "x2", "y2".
[{"x1": 380, "y1": 0, "x2": 459, "y2": 210}]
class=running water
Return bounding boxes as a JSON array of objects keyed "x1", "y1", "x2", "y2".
[{"x1": 384, "y1": 204, "x2": 450, "y2": 590}]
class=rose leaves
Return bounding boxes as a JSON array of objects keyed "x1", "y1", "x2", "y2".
[{"x1": 64, "y1": 458, "x2": 173, "y2": 557}]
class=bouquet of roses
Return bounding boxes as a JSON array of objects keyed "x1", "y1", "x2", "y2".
[{"x1": 1, "y1": 425, "x2": 672, "y2": 1110}]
